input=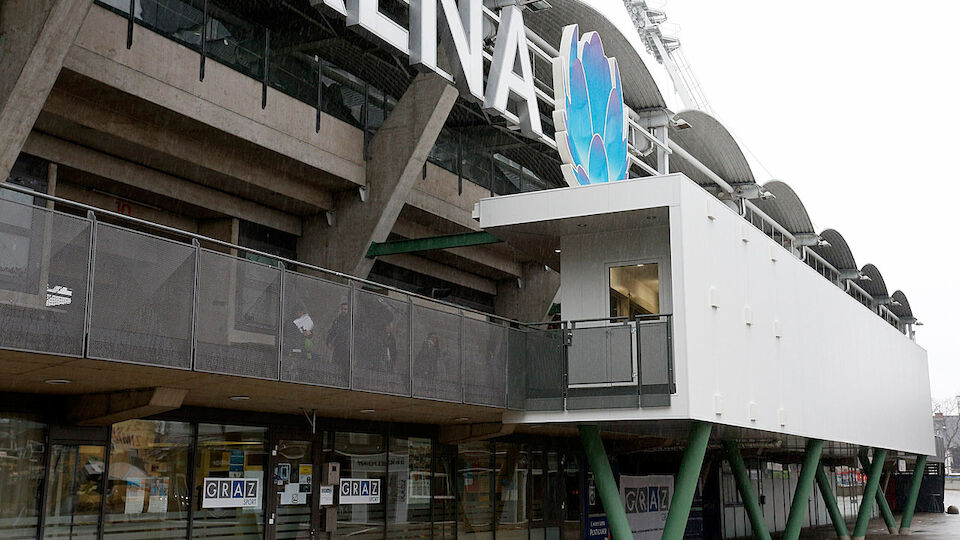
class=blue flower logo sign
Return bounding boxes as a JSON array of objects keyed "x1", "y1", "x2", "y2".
[{"x1": 553, "y1": 25, "x2": 629, "y2": 186}]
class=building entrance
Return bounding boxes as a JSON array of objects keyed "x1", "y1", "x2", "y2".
[
  {"x1": 43, "y1": 444, "x2": 106, "y2": 539},
  {"x1": 266, "y1": 436, "x2": 320, "y2": 540}
]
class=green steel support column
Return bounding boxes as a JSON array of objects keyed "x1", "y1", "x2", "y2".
[
  {"x1": 722, "y1": 440, "x2": 772, "y2": 540},
  {"x1": 578, "y1": 425, "x2": 632, "y2": 540},
  {"x1": 853, "y1": 448, "x2": 887, "y2": 540},
  {"x1": 858, "y1": 449, "x2": 896, "y2": 534},
  {"x1": 662, "y1": 421, "x2": 712, "y2": 540},
  {"x1": 815, "y1": 465, "x2": 851, "y2": 540},
  {"x1": 783, "y1": 439, "x2": 825, "y2": 540},
  {"x1": 899, "y1": 454, "x2": 928, "y2": 535}
]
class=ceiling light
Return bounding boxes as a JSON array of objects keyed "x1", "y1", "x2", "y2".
[
  {"x1": 45, "y1": 379, "x2": 71, "y2": 385},
  {"x1": 455, "y1": 417, "x2": 471, "y2": 422},
  {"x1": 229, "y1": 395, "x2": 250, "y2": 401},
  {"x1": 360, "y1": 409, "x2": 376, "y2": 414},
  {"x1": 554, "y1": 249, "x2": 561, "y2": 253}
]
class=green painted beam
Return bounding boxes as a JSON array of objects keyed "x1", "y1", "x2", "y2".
[
  {"x1": 853, "y1": 448, "x2": 886, "y2": 540},
  {"x1": 366, "y1": 231, "x2": 501, "y2": 257},
  {"x1": 579, "y1": 425, "x2": 632, "y2": 540},
  {"x1": 723, "y1": 440, "x2": 772, "y2": 540},
  {"x1": 815, "y1": 465, "x2": 851, "y2": 540},
  {"x1": 662, "y1": 422, "x2": 712, "y2": 540},
  {"x1": 899, "y1": 454, "x2": 928, "y2": 534},
  {"x1": 858, "y1": 449, "x2": 896, "y2": 534},
  {"x1": 784, "y1": 439, "x2": 824, "y2": 540}
]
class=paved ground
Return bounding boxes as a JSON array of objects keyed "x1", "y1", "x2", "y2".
[{"x1": 796, "y1": 490, "x2": 960, "y2": 539}]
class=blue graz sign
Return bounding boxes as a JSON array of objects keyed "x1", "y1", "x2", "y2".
[{"x1": 339, "y1": 478, "x2": 382, "y2": 504}]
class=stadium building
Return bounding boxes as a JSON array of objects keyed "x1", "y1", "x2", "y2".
[{"x1": 0, "y1": 0, "x2": 935, "y2": 539}]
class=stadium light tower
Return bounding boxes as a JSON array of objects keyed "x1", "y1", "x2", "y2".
[{"x1": 625, "y1": 0, "x2": 712, "y2": 114}]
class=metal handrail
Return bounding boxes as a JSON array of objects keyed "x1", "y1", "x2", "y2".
[{"x1": 0, "y1": 181, "x2": 532, "y2": 329}]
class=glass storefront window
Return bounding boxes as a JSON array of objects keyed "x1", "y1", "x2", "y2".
[
  {"x1": 193, "y1": 424, "x2": 267, "y2": 539},
  {"x1": 332, "y1": 431, "x2": 386, "y2": 540},
  {"x1": 433, "y1": 446, "x2": 457, "y2": 540},
  {"x1": 386, "y1": 436, "x2": 432, "y2": 540},
  {"x1": 45, "y1": 444, "x2": 106, "y2": 539},
  {"x1": 0, "y1": 414, "x2": 45, "y2": 539},
  {"x1": 457, "y1": 441, "x2": 493, "y2": 540},
  {"x1": 104, "y1": 420, "x2": 193, "y2": 538},
  {"x1": 495, "y1": 442, "x2": 528, "y2": 540}
]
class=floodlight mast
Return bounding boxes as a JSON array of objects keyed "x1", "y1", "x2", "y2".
[{"x1": 625, "y1": 0, "x2": 712, "y2": 114}]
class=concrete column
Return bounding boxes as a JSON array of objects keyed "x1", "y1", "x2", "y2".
[
  {"x1": 495, "y1": 262, "x2": 559, "y2": 322},
  {"x1": 0, "y1": 0, "x2": 94, "y2": 179},
  {"x1": 299, "y1": 73, "x2": 458, "y2": 278}
]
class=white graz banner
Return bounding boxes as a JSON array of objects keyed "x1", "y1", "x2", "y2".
[{"x1": 619, "y1": 474, "x2": 673, "y2": 540}]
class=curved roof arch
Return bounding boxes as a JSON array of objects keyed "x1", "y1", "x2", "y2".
[
  {"x1": 812, "y1": 229, "x2": 857, "y2": 271},
  {"x1": 752, "y1": 181, "x2": 815, "y2": 235},
  {"x1": 860, "y1": 264, "x2": 889, "y2": 298},
  {"x1": 890, "y1": 290, "x2": 914, "y2": 320},
  {"x1": 523, "y1": 0, "x2": 666, "y2": 110},
  {"x1": 668, "y1": 110, "x2": 756, "y2": 188}
]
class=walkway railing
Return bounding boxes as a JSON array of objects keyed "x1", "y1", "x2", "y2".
[{"x1": 0, "y1": 185, "x2": 675, "y2": 411}]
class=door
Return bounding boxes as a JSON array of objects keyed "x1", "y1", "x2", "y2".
[
  {"x1": 267, "y1": 436, "x2": 318, "y2": 540},
  {"x1": 42, "y1": 444, "x2": 106, "y2": 539}
]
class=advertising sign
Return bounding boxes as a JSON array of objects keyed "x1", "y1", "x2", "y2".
[
  {"x1": 202, "y1": 477, "x2": 261, "y2": 509},
  {"x1": 586, "y1": 515, "x2": 611, "y2": 540},
  {"x1": 339, "y1": 478, "x2": 381, "y2": 504},
  {"x1": 620, "y1": 474, "x2": 673, "y2": 540}
]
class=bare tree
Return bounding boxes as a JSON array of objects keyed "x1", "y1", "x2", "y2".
[{"x1": 933, "y1": 397, "x2": 960, "y2": 459}]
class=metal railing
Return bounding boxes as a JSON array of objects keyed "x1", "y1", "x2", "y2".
[{"x1": 0, "y1": 185, "x2": 676, "y2": 412}]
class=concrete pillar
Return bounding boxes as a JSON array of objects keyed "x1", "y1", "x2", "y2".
[
  {"x1": 298, "y1": 73, "x2": 458, "y2": 278},
  {"x1": 0, "y1": 0, "x2": 94, "y2": 179},
  {"x1": 495, "y1": 262, "x2": 559, "y2": 322}
]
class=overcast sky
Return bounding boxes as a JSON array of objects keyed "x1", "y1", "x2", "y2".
[{"x1": 591, "y1": 0, "x2": 959, "y2": 402}]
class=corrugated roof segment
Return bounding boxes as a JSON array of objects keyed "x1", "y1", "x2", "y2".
[
  {"x1": 890, "y1": 290, "x2": 915, "y2": 321},
  {"x1": 668, "y1": 110, "x2": 755, "y2": 188},
  {"x1": 812, "y1": 229, "x2": 858, "y2": 272},
  {"x1": 524, "y1": 0, "x2": 666, "y2": 110},
  {"x1": 753, "y1": 181, "x2": 815, "y2": 235},
  {"x1": 860, "y1": 264, "x2": 889, "y2": 298}
]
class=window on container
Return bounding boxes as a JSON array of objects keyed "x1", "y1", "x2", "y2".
[
  {"x1": 104, "y1": 420, "x2": 193, "y2": 538},
  {"x1": 609, "y1": 263, "x2": 660, "y2": 318}
]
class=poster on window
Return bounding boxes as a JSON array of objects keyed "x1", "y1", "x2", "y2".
[
  {"x1": 202, "y1": 477, "x2": 261, "y2": 508},
  {"x1": 619, "y1": 474, "x2": 673, "y2": 540}
]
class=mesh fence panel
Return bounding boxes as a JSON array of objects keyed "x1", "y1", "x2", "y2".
[
  {"x1": 196, "y1": 250, "x2": 280, "y2": 379},
  {"x1": 352, "y1": 289, "x2": 410, "y2": 395},
  {"x1": 88, "y1": 224, "x2": 195, "y2": 368},
  {"x1": 462, "y1": 317, "x2": 506, "y2": 407},
  {"x1": 523, "y1": 328, "x2": 565, "y2": 410},
  {"x1": 506, "y1": 328, "x2": 527, "y2": 410},
  {"x1": 280, "y1": 271, "x2": 351, "y2": 388},
  {"x1": 411, "y1": 304, "x2": 461, "y2": 402},
  {"x1": 0, "y1": 200, "x2": 90, "y2": 356}
]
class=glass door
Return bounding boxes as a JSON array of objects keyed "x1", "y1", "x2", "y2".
[
  {"x1": 42, "y1": 444, "x2": 106, "y2": 539},
  {"x1": 268, "y1": 437, "x2": 316, "y2": 540}
]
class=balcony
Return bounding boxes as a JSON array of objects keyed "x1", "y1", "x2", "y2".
[{"x1": 0, "y1": 187, "x2": 674, "y2": 413}]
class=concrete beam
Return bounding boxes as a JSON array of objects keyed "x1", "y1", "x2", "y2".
[
  {"x1": 24, "y1": 131, "x2": 302, "y2": 235},
  {"x1": 299, "y1": 73, "x2": 459, "y2": 277},
  {"x1": 439, "y1": 422, "x2": 514, "y2": 445},
  {"x1": 66, "y1": 387, "x2": 188, "y2": 425},
  {"x1": 495, "y1": 262, "x2": 560, "y2": 322},
  {"x1": 39, "y1": 87, "x2": 334, "y2": 210},
  {"x1": 0, "y1": 0, "x2": 94, "y2": 179}
]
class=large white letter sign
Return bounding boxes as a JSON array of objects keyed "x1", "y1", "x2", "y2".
[
  {"x1": 410, "y1": 0, "x2": 483, "y2": 100},
  {"x1": 483, "y1": 5, "x2": 542, "y2": 138},
  {"x1": 343, "y1": 0, "x2": 410, "y2": 54}
]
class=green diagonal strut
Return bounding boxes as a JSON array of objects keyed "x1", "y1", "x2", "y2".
[
  {"x1": 858, "y1": 449, "x2": 896, "y2": 534},
  {"x1": 899, "y1": 454, "x2": 928, "y2": 534},
  {"x1": 579, "y1": 425, "x2": 632, "y2": 540},
  {"x1": 783, "y1": 439, "x2": 824, "y2": 540},
  {"x1": 661, "y1": 422, "x2": 712, "y2": 540},
  {"x1": 815, "y1": 465, "x2": 851, "y2": 540},
  {"x1": 723, "y1": 440, "x2": 771, "y2": 540},
  {"x1": 366, "y1": 231, "x2": 501, "y2": 257},
  {"x1": 853, "y1": 448, "x2": 886, "y2": 540}
]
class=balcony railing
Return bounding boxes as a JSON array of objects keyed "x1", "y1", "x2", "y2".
[{"x1": 0, "y1": 186, "x2": 675, "y2": 411}]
